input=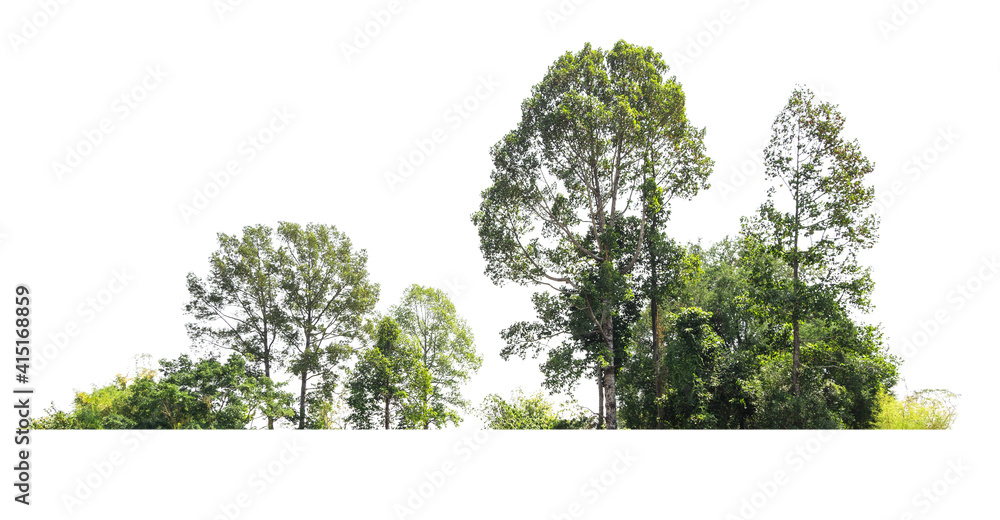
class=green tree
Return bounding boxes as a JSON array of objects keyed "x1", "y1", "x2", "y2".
[
  {"x1": 276, "y1": 222, "x2": 379, "y2": 429},
  {"x1": 391, "y1": 284, "x2": 481, "y2": 429},
  {"x1": 346, "y1": 316, "x2": 424, "y2": 429},
  {"x1": 742, "y1": 86, "x2": 879, "y2": 396},
  {"x1": 185, "y1": 224, "x2": 290, "y2": 428},
  {"x1": 472, "y1": 40, "x2": 712, "y2": 428}
]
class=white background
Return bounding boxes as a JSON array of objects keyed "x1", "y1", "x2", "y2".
[{"x1": 2, "y1": 0, "x2": 997, "y2": 518}]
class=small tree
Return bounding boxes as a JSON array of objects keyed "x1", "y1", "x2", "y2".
[
  {"x1": 347, "y1": 316, "x2": 422, "y2": 429},
  {"x1": 391, "y1": 285, "x2": 481, "y2": 429}
]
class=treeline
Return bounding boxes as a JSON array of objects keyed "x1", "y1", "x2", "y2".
[
  {"x1": 36, "y1": 40, "x2": 957, "y2": 430},
  {"x1": 36, "y1": 223, "x2": 482, "y2": 430}
]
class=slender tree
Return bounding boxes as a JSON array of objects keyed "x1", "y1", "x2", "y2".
[{"x1": 742, "y1": 86, "x2": 879, "y2": 396}]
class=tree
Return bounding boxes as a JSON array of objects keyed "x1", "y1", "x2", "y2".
[
  {"x1": 276, "y1": 222, "x2": 379, "y2": 429},
  {"x1": 346, "y1": 316, "x2": 423, "y2": 429},
  {"x1": 743, "y1": 86, "x2": 879, "y2": 396},
  {"x1": 185, "y1": 224, "x2": 290, "y2": 428},
  {"x1": 391, "y1": 284, "x2": 481, "y2": 429},
  {"x1": 472, "y1": 40, "x2": 712, "y2": 428}
]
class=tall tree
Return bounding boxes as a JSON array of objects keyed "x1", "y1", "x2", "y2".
[
  {"x1": 391, "y1": 285, "x2": 481, "y2": 429},
  {"x1": 184, "y1": 224, "x2": 290, "y2": 428},
  {"x1": 472, "y1": 40, "x2": 712, "y2": 428},
  {"x1": 742, "y1": 86, "x2": 879, "y2": 396},
  {"x1": 276, "y1": 222, "x2": 379, "y2": 429}
]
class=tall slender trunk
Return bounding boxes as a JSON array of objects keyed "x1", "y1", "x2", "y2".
[
  {"x1": 297, "y1": 332, "x2": 310, "y2": 430},
  {"x1": 792, "y1": 256, "x2": 800, "y2": 397},
  {"x1": 648, "y1": 186, "x2": 665, "y2": 429},
  {"x1": 792, "y1": 138, "x2": 801, "y2": 397},
  {"x1": 792, "y1": 315, "x2": 800, "y2": 396},
  {"x1": 298, "y1": 369, "x2": 308, "y2": 429},
  {"x1": 653, "y1": 298, "x2": 664, "y2": 429},
  {"x1": 597, "y1": 374, "x2": 605, "y2": 429},
  {"x1": 792, "y1": 174, "x2": 801, "y2": 397},
  {"x1": 265, "y1": 354, "x2": 274, "y2": 430},
  {"x1": 384, "y1": 395, "x2": 391, "y2": 430}
]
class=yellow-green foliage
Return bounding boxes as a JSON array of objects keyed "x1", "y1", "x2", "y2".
[{"x1": 875, "y1": 389, "x2": 958, "y2": 429}]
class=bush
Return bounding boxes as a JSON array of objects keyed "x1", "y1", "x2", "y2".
[{"x1": 874, "y1": 389, "x2": 958, "y2": 429}]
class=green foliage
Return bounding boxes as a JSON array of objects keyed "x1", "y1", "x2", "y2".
[
  {"x1": 479, "y1": 390, "x2": 559, "y2": 430},
  {"x1": 347, "y1": 316, "x2": 425, "y2": 429},
  {"x1": 874, "y1": 389, "x2": 959, "y2": 429},
  {"x1": 479, "y1": 390, "x2": 594, "y2": 430},
  {"x1": 659, "y1": 308, "x2": 724, "y2": 428},
  {"x1": 34, "y1": 354, "x2": 290, "y2": 429}
]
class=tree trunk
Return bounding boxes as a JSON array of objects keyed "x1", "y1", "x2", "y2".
[
  {"x1": 597, "y1": 375, "x2": 605, "y2": 429},
  {"x1": 603, "y1": 316, "x2": 617, "y2": 430},
  {"x1": 265, "y1": 354, "x2": 274, "y2": 430},
  {"x1": 603, "y1": 365, "x2": 617, "y2": 430},
  {"x1": 298, "y1": 369, "x2": 308, "y2": 429},
  {"x1": 652, "y1": 295, "x2": 663, "y2": 429},
  {"x1": 792, "y1": 312, "x2": 800, "y2": 397},
  {"x1": 792, "y1": 256, "x2": 800, "y2": 397},
  {"x1": 384, "y1": 395, "x2": 391, "y2": 430},
  {"x1": 298, "y1": 333, "x2": 310, "y2": 430}
]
